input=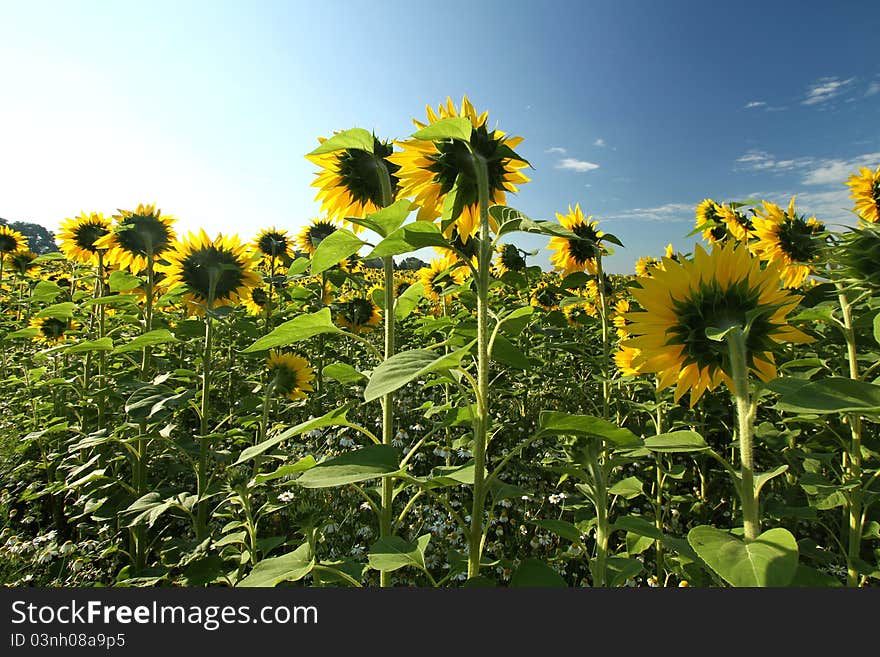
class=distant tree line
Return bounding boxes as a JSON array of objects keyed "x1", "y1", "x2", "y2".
[{"x1": 0, "y1": 217, "x2": 59, "y2": 255}]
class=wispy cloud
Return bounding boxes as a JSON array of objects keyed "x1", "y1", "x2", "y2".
[
  {"x1": 736, "y1": 149, "x2": 880, "y2": 186},
  {"x1": 801, "y1": 152, "x2": 880, "y2": 185},
  {"x1": 593, "y1": 138, "x2": 606, "y2": 147},
  {"x1": 744, "y1": 101, "x2": 766, "y2": 109},
  {"x1": 735, "y1": 150, "x2": 814, "y2": 172},
  {"x1": 604, "y1": 202, "x2": 694, "y2": 223},
  {"x1": 866, "y1": 81, "x2": 880, "y2": 97},
  {"x1": 556, "y1": 158, "x2": 600, "y2": 173},
  {"x1": 802, "y1": 76, "x2": 856, "y2": 106},
  {"x1": 754, "y1": 189, "x2": 858, "y2": 227},
  {"x1": 545, "y1": 146, "x2": 567, "y2": 155}
]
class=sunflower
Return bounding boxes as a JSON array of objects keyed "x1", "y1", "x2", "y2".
[
  {"x1": 695, "y1": 199, "x2": 727, "y2": 245},
  {"x1": 0, "y1": 225, "x2": 28, "y2": 255},
  {"x1": 419, "y1": 255, "x2": 469, "y2": 302},
  {"x1": 562, "y1": 297, "x2": 598, "y2": 325},
  {"x1": 635, "y1": 255, "x2": 662, "y2": 278},
  {"x1": 307, "y1": 135, "x2": 400, "y2": 231},
  {"x1": 718, "y1": 204, "x2": 754, "y2": 242},
  {"x1": 160, "y1": 230, "x2": 261, "y2": 314},
  {"x1": 296, "y1": 219, "x2": 339, "y2": 257},
  {"x1": 623, "y1": 241, "x2": 813, "y2": 406},
  {"x1": 834, "y1": 222, "x2": 880, "y2": 292},
  {"x1": 252, "y1": 227, "x2": 293, "y2": 262},
  {"x1": 95, "y1": 204, "x2": 177, "y2": 274},
  {"x1": 30, "y1": 316, "x2": 79, "y2": 345},
  {"x1": 548, "y1": 204, "x2": 605, "y2": 276},
  {"x1": 750, "y1": 197, "x2": 825, "y2": 288},
  {"x1": 5, "y1": 250, "x2": 38, "y2": 278},
  {"x1": 389, "y1": 95, "x2": 530, "y2": 242},
  {"x1": 335, "y1": 295, "x2": 382, "y2": 333},
  {"x1": 845, "y1": 165, "x2": 880, "y2": 224},
  {"x1": 530, "y1": 280, "x2": 562, "y2": 311},
  {"x1": 241, "y1": 284, "x2": 271, "y2": 317},
  {"x1": 57, "y1": 212, "x2": 112, "y2": 265},
  {"x1": 266, "y1": 351, "x2": 314, "y2": 400},
  {"x1": 492, "y1": 243, "x2": 527, "y2": 277},
  {"x1": 611, "y1": 298, "x2": 630, "y2": 338},
  {"x1": 614, "y1": 345, "x2": 643, "y2": 377}
]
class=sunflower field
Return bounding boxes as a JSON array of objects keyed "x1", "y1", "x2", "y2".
[{"x1": 1, "y1": 96, "x2": 879, "y2": 589}]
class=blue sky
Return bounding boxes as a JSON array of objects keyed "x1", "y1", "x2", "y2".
[{"x1": 1, "y1": 0, "x2": 878, "y2": 273}]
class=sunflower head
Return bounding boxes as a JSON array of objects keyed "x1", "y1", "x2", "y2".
[
  {"x1": 718, "y1": 204, "x2": 754, "y2": 242},
  {"x1": 96, "y1": 204, "x2": 177, "y2": 273},
  {"x1": 30, "y1": 316, "x2": 79, "y2": 344},
  {"x1": 307, "y1": 135, "x2": 400, "y2": 231},
  {"x1": 267, "y1": 351, "x2": 314, "y2": 400},
  {"x1": 845, "y1": 165, "x2": 880, "y2": 224},
  {"x1": 635, "y1": 255, "x2": 662, "y2": 278},
  {"x1": 57, "y1": 212, "x2": 112, "y2": 264},
  {"x1": 0, "y1": 225, "x2": 28, "y2": 254},
  {"x1": 614, "y1": 345, "x2": 644, "y2": 377},
  {"x1": 253, "y1": 227, "x2": 293, "y2": 261},
  {"x1": 419, "y1": 255, "x2": 469, "y2": 302},
  {"x1": 5, "y1": 250, "x2": 38, "y2": 277},
  {"x1": 241, "y1": 283, "x2": 272, "y2": 317},
  {"x1": 695, "y1": 199, "x2": 728, "y2": 245},
  {"x1": 611, "y1": 298, "x2": 631, "y2": 338},
  {"x1": 296, "y1": 218, "x2": 339, "y2": 257},
  {"x1": 389, "y1": 95, "x2": 530, "y2": 243},
  {"x1": 335, "y1": 295, "x2": 382, "y2": 333},
  {"x1": 493, "y1": 243, "x2": 527, "y2": 277},
  {"x1": 530, "y1": 280, "x2": 562, "y2": 312},
  {"x1": 548, "y1": 204, "x2": 605, "y2": 276},
  {"x1": 562, "y1": 297, "x2": 598, "y2": 325},
  {"x1": 750, "y1": 197, "x2": 826, "y2": 288},
  {"x1": 160, "y1": 230, "x2": 261, "y2": 315},
  {"x1": 623, "y1": 241, "x2": 813, "y2": 406},
  {"x1": 833, "y1": 222, "x2": 880, "y2": 292}
]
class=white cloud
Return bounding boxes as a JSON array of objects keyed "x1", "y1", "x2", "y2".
[
  {"x1": 593, "y1": 138, "x2": 606, "y2": 147},
  {"x1": 735, "y1": 150, "x2": 814, "y2": 172},
  {"x1": 802, "y1": 76, "x2": 855, "y2": 106},
  {"x1": 545, "y1": 146, "x2": 567, "y2": 155},
  {"x1": 866, "y1": 81, "x2": 880, "y2": 97},
  {"x1": 556, "y1": 158, "x2": 600, "y2": 173},
  {"x1": 744, "y1": 101, "x2": 766, "y2": 109},
  {"x1": 801, "y1": 152, "x2": 880, "y2": 185},
  {"x1": 604, "y1": 202, "x2": 694, "y2": 223}
]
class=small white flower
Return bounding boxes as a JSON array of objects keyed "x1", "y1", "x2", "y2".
[{"x1": 277, "y1": 491, "x2": 296, "y2": 503}]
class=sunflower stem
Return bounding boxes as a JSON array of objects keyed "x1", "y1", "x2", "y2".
[
  {"x1": 726, "y1": 327, "x2": 759, "y2": 542},
  {"x1": 467, "y1": 147, "x2": 491, "y2": 580},
  {"x1": 253, "y1": 379, "x2": 276, "y2": 480},
  {"x1": 836, "y1": 286, "x2": 863, "y2": 587},
  {"x1": 595, "y1": 255, "x2": 610, "y2": 420},
  {"x1": 196, "y1": 278, "x2": 218, "y2": 542}
]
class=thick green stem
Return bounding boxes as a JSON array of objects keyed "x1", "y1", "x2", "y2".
[
  {"x1": 727, "y1": 328, "x2": 758, "y2": 542},
  {"x1": 595, "y1": 256, "x2": 610, "y2": 419},
  {"x1": 837, "y1": 288, "x2": 863, "y2": 587},
  {"x1": 586, "y1": 444, "x2": 609, "y2": 586},
  {"x1": 196, "y1": 279, "x2": 218, "y2": 542},
  {"x1": 467, "y1": 149, "x2": 491, "y2": 579},
  {"x1": 653, "y1": 380, "x2": 665, "y2": 584}
]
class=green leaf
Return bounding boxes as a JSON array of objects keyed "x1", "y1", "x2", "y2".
[
  {"x1": 606, "y1": 556, "x2": 644, "y2": 587},
  {"x1": 367, "y1": 534, "x2": 430, "y2": 573},
  {"x1": 412, "y1": 117, "x2": 472, "y2": 142},
  {"x1": 251, "y1": 456, "x2": 318, "y2": 486},
  {"x1": 536, "y1": 411, "x2": 642, "y2": 447},
  {"x1": 108, "y1": 270, "x2": 142, "y2": 292},
  {"x1": 4, "y1": 327, "x2": 40, "y2": 340},
  {"x1": 609, "y1": 476, "x2": 644, "y2": 499},
  {"x1": 874, "y1": 311, "x2": 880, "y2": 347},
  {"x1": 30, "y1": 280, "x2": 62, "y2": 303},
  {"x1": 424, "y1": 462, "x2": 477, "y2": 486},
  {"x1": 612, "y1": 515, "x2": 663, "y2": 541},
  {"x1": 367, "y1": 222, "x2": 450, "y2": 259},
  {"x1": 490, "y1": 334, "x2": 529, "y2": 369},
  {"x1": 644, "y1": 431, "x2": 709, "y2": 453},
  {"x1": 754, "y1": 465, "x2": 788, "y2": 497},
  {"x1": 531, "y1": 519, "x2": 583, "y2": 544},
  {"x1": 687, "y1": 526, "x2": 799, "y2": 587},
  {"x1": 287, "y1": 257, "x2": 311, "y2": 277},
  {"x1": 346, "y1": 199, "x2": 415, "y2": 238},
  {"x1": 306, "y1": 128, "x2": 374, "y2": 155},
  {"x1": 235, "y1": 404, "x2": 351, "y2": 464},
  {"x1": 112, "y1": 329, "x2": 178, "y2": 355},
  {"x1": 322, "y1": 362, "x2": 366, "y2": 384},
  {"x1": 705, "y1": 325, "x2": 738, "y2": 342},
  {"x1": 310, "y1": 229, "x2": 365, "y2": 274},
  {"x1": 394, "y1": 282, "x2": 424, "y2": 320},
  {"x1": 65, "y1": 337, "x2": 114, "y2": 355},
  {"x1": 243, "y1": 308, "x2": 342, "y2": 353},
  {"x1": 125, "y1": 385, "x2": 193, "y2": 421},
  {"x1": 498, "y1": 306, "x2": 533, "y2": 337},
  {"x1": 296, "y1": 444, "x2": 400, "y2": 488},
  {"x1": 35, "y1": 302, "x2": 75, "y2": 320},
  {"x1": 510, "y1": 559, "x2": 567, "y2": 587},
  {"x1": 363, "y1": 344, "x2": 473, "y2": 403},
  {"x1": 773, "y1": 377, "x2": 880, "y2": 415},
  {"x1": 237, "y1": 542, "x2": 315, "y2": 587}
]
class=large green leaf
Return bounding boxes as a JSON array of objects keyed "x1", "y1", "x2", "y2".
[
  {"x1": 643, "y1": 431, "x2": 708, "y2": 453},
  {"x1": 310, "y1": 229, "x2": 365, "y2": 274},
  {"x1": 346, "y1": 199, "x2": 415, "y2": 238},
  {"x1": 251, "y1": 456, "x2": 318, "y2": 486},
  {"x1": 296, "y1": 444, "x2": 400, "y2": 488},
  {"x1": 531, "y1": 519, "x2": 583, "y2": 544},
  {"x1": 235, "y1": 404, "x2": 351, "y2": 464},
  {"x1": 112, "y1": 329, "x2": 178, "y2": 355},
  {"x1": 412, "y1": 117, "x2": 472, "y2": 141},
  {"x1": 306, "y1": 128, "x2": 374, "y2": 155},
  {"x1": 394, "y1": 282, "x2": 424, "y2": 320},
  {"x1": 363, "y1": 345, "x2": 473, "y2": 403},
  {"x1": 687, "y1": 525, "x2": 799, "y2": 587},
  {"x1": 243, "y1": 308, "x2": 342, "y2": 353},
  {"x1": 65, "y1": 337, "x2": 114, "y2": 355},
  {"x1": 236, "y1": 542, "x2": 315, "y2": 587},
  {"x1": 490, "y1": 334, "x2": 529, "y2": 369},
  {"x1": 367, "y1": 222, "x2": 450, "y2": 259},
  {"x1": 108, "y1": 270, "x2": 142, "y2": 292},
  {"x1": 35, "y1": 302, "x2": 75, "y2": 320},
  {"x1": 536, "y1": 411, "x2": 641, "y2": 447},
  {"x1": 510, "y1": 559, "x2": 567, "y2": 587},
  {"x1": 322, "y1": 362, "x2": 366, "y2": 384},
  {"x1": 772, "y1": 377, "x2": 880, "y2": 415},
  {"x1": 125, "y1": 385, "x2": 193, "y2": 421},
  {"x1": 367, "y1": 534, "x2": 430, "y2": 573},
  {"x1": 30, "y1": 280, "x2": 62, "y2": 303}
]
